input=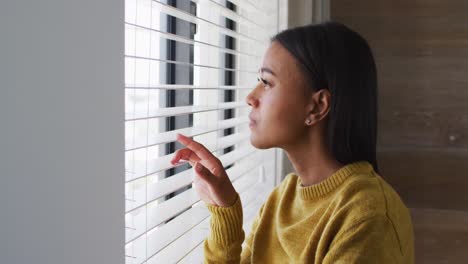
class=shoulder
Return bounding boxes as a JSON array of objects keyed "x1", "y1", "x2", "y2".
[
  {"x1": 333, "y1": 170, "x2": 408, "y2": 218},
  {"x1": 338, "y1": 172, "x2": 383, "y2": 209},
  {"x1": 330, "y1": 171, "x2": 414, "y2": 255},
  {"x1": 260, "y1": 172, "x2": 297, "y2": 205},
  {"x1": 272, "y1": 172, "x2": 297, "y2": 194}
]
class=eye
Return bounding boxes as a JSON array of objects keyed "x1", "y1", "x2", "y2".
[{"x1": 257, "y1": 77, "x2": 270, "y2": 89}]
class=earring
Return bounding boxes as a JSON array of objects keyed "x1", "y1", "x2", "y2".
[{"x1": 306, "y1": 118, "x2": 313, "y2": 125}]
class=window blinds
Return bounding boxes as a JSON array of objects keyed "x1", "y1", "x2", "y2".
[{"x1": 124, "y1": 0, "x2": 280, "y2": 263}]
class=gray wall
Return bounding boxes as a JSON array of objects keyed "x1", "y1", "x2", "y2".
[{"x1": 0, "y1": 1, "x2": 124, "y2": 264}]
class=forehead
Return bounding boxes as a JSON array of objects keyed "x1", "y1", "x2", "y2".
[{"x1": 261, "y1": 41, "x2": 300, "y2": 78}]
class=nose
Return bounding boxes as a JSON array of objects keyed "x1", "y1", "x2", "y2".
[
  {"x1": 246, "y1": 83, "x2": 260, "y2": 107},
  {"x1": 246, "y1": 93, "x2": 255, "y2": 107},
  {"x1": 246, "y1": 91, "x2": 257, "y2": 108}
]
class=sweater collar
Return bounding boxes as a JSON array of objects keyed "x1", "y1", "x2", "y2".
[{"x1": 296, "y1": 161, "x2": 374, "y2": 200}]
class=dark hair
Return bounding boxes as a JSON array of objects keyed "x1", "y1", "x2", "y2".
[{"x1": 271, "y1": 21, "x2": 379, "y2": 174}]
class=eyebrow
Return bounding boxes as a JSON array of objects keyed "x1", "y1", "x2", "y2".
[{"x1": 260, "y1": 67, "x2": 276, "y2": 77}]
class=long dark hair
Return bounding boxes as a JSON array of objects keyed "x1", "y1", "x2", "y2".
[{"x1": 271, "y1": 21, "x2": 380, "y2": 174}]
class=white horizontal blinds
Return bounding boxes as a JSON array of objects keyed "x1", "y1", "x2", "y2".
[{"x1": 124, "y1": 0, "x2": 279, "y2": 263}]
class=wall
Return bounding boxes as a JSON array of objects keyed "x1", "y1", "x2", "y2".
[
  {"x1": 287, "y1": 0, "x2": 329, "y2": 28},
  {"x1": 0, "y1": 1, "x2": 124, "y2": 264},
  {"x1": 331, "y1": 0, "x2": 468, "y2": 263}
]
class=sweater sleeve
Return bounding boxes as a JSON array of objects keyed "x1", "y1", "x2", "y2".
[
  {"x1": 322, "y1": 215, "x2": 403, "y2": 264},
  {"x1": 240, "y1": 201, "x2": 265, "y2": 263},
  {"x1": 203, "y1": 192, "x2": 265, "y2": 264}
]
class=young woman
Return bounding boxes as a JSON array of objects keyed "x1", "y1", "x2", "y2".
[{"x1": 171, "y1": 21, "x2": 415, "y2": 263}]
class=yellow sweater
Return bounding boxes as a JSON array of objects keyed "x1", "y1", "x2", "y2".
[{"x1": 203, "y1": 161, "x2": 415, "y2": 263}]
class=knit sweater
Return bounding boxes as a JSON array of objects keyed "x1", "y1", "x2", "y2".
[{"x1": 203, "y1": 161, "x2": 415, "y2": 263}]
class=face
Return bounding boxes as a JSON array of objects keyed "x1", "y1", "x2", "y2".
[{"x1": 245, "y1": 41, "x2": 313, "y2": 149}]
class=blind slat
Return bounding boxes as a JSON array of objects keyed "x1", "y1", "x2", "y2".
[
  {"x1": 125, "y1": 22, "x2": 262, "y2": 59},
  {"x1": 125, "y1": 116, "x2": 249, "y2": 151},
  {"x1": 125, "y1": 58, "x2": 258, "y2": 88},
  {"x1": 205, "y1": 0, "x2": 266, "y2": 31},
  {"x1": 125, "y1": 0, "x2": 279, "y2": 262},
  {"x1": 146, "y1": 183, "x2": 266, "y2": 264},
  {"x1": 125, "y1": 101, "x2": 248, "y2": 121},
  {"x1": 177, "y1": 194, "x2": 267, "y2": 263},
  {"x1": 124, "y1": 55, "x2": 258, "y2": 74},
  {"x1": 126, "y1": 138, "x2": 255, "y2": 183},
  {"x1": 151, "y1": 0, "x2": 266, "y2": 44},
  {"x1": 126, "y1": 170, "x2": 266, "y2": 263},
  {"x1": 126, "y1": 163, "x2": 263, "y2": 245},
  {"x1": 126, "y1": 146, "x2": 260, "y2": 213},
  {"x1": 125, "y1": 85, "x2": 253, "y2": 90}
]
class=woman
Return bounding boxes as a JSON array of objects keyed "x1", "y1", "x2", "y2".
[{"x1": 171, "y1": 21, "x2": 414, "y2": 263}]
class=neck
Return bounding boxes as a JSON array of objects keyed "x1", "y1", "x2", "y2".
[{"x1": 283, "y1": 132, "x2": 343, "y2": 187}]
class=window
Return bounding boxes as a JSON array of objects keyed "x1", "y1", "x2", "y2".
[{"x1": 124, "y1": 0, "x2": 280, "y2": 262}]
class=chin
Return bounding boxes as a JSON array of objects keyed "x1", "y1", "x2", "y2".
[{"x1": 249, "y1": 132, "x2": 275, "y2": 149}]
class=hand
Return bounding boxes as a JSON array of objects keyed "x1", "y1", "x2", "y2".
[{"x1": 170, "y1": 133, "x2": 238, "y2": 207}]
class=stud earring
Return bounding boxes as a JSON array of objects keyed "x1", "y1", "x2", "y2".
[{"x1": 306, "y1": 118, "x2": 313, "y2": 125}]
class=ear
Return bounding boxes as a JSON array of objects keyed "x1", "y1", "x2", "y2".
[{"x1": 305, "y1": 89, "x2": 331, "y2": 125}]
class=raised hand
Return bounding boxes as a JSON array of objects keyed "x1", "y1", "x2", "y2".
[{"x1": 170, "y1": 133, "x2": 238, "y2": 207}]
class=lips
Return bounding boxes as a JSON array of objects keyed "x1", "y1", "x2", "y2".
[
  {"x1": 248, "y1": 114, "x2": 257, "y2": 123},
  {"x1": 249, "y1": 113, "x2": 257, "y2": 129}
]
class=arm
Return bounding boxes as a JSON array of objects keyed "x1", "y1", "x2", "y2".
[
  {"x1": 240, "y1": 201, "x2": 265, "y2": 263},
  {"x1": 203, "y1": 192, "x2": 265, "y2": 264},
  {"x1": 323, "y1": 215, "x2": 403, "y2": 264}
]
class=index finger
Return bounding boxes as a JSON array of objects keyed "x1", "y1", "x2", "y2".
[{"x1": 176, "y1": 133, "x2": 222, "y2": 175}]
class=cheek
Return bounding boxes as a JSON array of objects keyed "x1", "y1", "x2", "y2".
[
  {"x1": 250, "y1": 92, "x2": 305, "y2": 148},
  {"x1": 262, "y1": 93, "x2": 302, "y2": 125}
]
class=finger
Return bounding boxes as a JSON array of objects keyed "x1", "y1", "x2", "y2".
[
  {"x1": 176, "y1": 134, "x2": 213, "y2": 161},
  {"x1": 176, "y1": 133, "x2": 223, "y2": 176},
  {"x1": 171, "y1": 148, "x2": 201, "y2": 166},
  {"x1": 192, "y1": 164, "x2": 218, "y2": 206}
]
